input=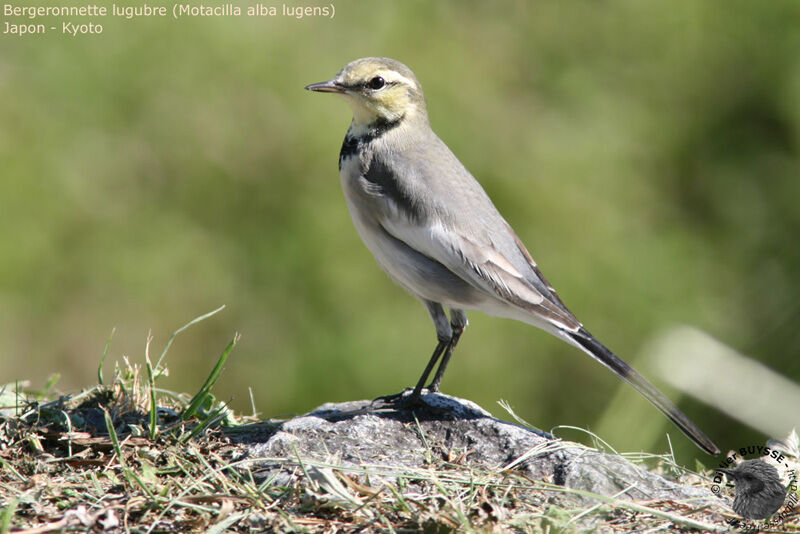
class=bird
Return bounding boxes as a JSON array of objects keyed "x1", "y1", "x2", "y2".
[
  {"x1": 717, "y1": 460, "x2": 787, "y2": 519},
  {"x1": 305, "y1": 57, "x2": 720, "y2": 455}
]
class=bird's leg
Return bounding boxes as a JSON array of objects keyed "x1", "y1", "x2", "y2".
[
  {"x1": 372, "y1": 335, "x2": 447, "y2": 408},
  {"x1": 428, "y1": 309, "x2": 467, "y2": 392},
  {"x1": 410, "y1": 338, "x2": 449, "y2": 398},
  {"x1": 371, "y1": 304, "x2": 450, "y2": 407},
  {"x1": 408, "y1": 302, "x2": 453, "y2": 399},
  {"x1": 427, "y1": 328, "x2": 462, "y2": 392}
]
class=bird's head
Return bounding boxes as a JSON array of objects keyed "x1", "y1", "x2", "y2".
[
  {"x1": 718, "y1": 460, "x2": 782, "y2": 494},
  {"x1": 305, "y1": 57, "x2": 427, "y2": 127}
]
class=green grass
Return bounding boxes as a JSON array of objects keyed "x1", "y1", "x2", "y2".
[{"x1": 0, "y1": 317, "x2": 796, "y2": 533}]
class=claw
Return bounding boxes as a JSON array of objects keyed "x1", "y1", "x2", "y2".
[{"x1": 370, "y1": 388, "x2": 427, "y2": 411}]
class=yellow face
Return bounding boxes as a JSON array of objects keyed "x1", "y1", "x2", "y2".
[{"x1": 306, "y1": 57, "x2": 425, "y2": 126}]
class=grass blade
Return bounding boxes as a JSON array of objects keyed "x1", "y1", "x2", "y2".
[
  {"x1": 154, "y1": 305, "x2": 226, "y2": 375},
  {"x1": 97, "y1": 327, "x2": 115, "y2": 386},
  {"x1": 103, "y1": 408, "x2": 154, "y2": 499},
  {"x1": 179, "y1": 403, "x2": 230, "y2": 443},
  {"x1": 41, "y1": 374, "x2": 61, "y2": 397},
  {"x1": 145, "y1": 333, "x2": 158, "y2": 440},
  {"x1": 0, "y1": 498, "x2": 18, "y2": 534},
  {"x1": 182, "y1": 333, "x2": 239, "y2": 421}
]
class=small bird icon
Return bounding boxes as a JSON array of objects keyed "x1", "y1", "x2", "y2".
[
  {"x1": 718, "y1": 460, "x2": 787, "y2": 519},
  {"x1": 306, "y1": 57, "x2": 719, "y2": 455}
]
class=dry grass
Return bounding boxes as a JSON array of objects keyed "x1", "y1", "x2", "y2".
[{"x1": 0, "y1": 312, "x2": 798, "y2": 533}]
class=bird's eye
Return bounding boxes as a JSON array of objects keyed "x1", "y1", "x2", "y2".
[{"x1": 367, "y1": 76, "x2": 385, "y2": 90}]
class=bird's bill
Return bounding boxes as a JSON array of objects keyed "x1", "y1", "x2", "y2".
[
  {"x1": 716, "y1": 468, "x2": 734, "y2": 476},
  {"x1": 305, "y1": 80, "x2": 345, "y2": 93}
]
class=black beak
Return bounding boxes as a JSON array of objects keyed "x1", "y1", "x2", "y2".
[
  {"x1": 716, "y1": 468, "x2": 735, "y2": 477},
  {"x1": 305, "y1": 80, "x2": 345, "y2": 93}
]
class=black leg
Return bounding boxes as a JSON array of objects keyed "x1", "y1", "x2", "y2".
[
  {"x1": 428, "y1": 309, "x2": 467, "y2": 392},
  {"x1": 376, "y1": 302, "x2": 465, "y2": 406},
  {"x1": 410, "y1": 338, "x2": 449, "y2": 398},
  {"x1": 428, "y1": 324, "x2": 464, "y2": 392},
  {"x1": 372, "y1": 336, "x2": 448, "y2": 407},
  {"x1": 406, "y1": 301, "x2": 453, "y2": 399}
]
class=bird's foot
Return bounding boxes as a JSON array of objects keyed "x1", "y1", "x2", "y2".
[
  {"x1": 370, "y1": 387, "x2": 430, "y2": 411},
  {"x1": 371, "y1": 388, "x2": 411, "y2": 404}
]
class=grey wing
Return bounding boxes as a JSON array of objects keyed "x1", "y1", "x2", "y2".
[
  {"x1": 368, "y1": 136, "x2": 582, "y2": 332},
  {"x1": 381, "y1": 214, "x2": 582, "y2": 332}
]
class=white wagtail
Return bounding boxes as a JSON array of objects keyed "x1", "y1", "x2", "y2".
[{"x1": 306, "y1": 57, "x2": 719, "y2": 455}]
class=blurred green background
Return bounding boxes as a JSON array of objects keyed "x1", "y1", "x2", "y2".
[{"x1": 2, "y1": 0, "x2": 799, "y2": 461}]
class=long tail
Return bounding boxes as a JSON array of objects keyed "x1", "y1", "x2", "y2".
[{"x1": 568, "y1": 327, "x2": 720, "y2": 455}]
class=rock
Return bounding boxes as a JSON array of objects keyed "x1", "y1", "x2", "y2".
[{"x1": 233, "y1": 392, "x2": 713, "y2": 503}]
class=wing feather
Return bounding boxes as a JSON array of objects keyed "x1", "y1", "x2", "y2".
[
  {"x1": 355, "y1": 138, "x2": 581, "y2": 332},
  {"x1": 380, "y1": 216, "x2": 581, "y2": 331}
]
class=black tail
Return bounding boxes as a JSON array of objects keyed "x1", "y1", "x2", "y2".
[{"x1": 569, "y1": 328, "x2": 720, "y2": 455}]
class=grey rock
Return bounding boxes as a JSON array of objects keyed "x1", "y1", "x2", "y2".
[{"x1": 231, "y1": 392, "x2": 714, "y2": 503}]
